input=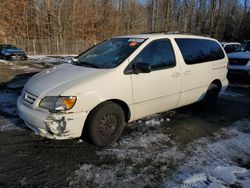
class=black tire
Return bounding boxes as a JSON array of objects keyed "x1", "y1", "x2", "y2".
[
  {"x1": 21, "y1": 56, "x2": 28, "y2": 61},
  {"x1": 84, "y1": 101, "x2": 125, "y2": 147},
  {"x1": 2, "y1": 55, "x2": 6, "y2": 60},
  {"x1": 200, "y1": 83, "x2": 220, "y2": 108}
]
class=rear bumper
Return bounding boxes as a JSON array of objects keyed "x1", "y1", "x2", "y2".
[{"x1": 17, "y1": 96, "x2": 88, "y2": 140}]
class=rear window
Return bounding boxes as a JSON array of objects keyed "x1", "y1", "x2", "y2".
[
  {"x1": 175, "y1": 38, "x2": 225, "y2": 65},
  {"x1": 224, "y1": 44, "x2": 240, "y2": 53}
]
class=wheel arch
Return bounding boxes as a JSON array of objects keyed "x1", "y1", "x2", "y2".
[
  {"x1": 106, "y1": 99, "x2": 131, "y2": 122},
  {"x1": 81, "y1": 99, "x2": 131, "y2": 138},
  {"x1": 84, "y1": 98, "x2": 131, "y2": 124}
]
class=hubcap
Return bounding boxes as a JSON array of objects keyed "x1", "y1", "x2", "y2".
[{"x1": 99, "y1": 113, "x2": 119, "y2": 137}]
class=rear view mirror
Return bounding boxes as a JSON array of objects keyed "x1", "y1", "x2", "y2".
[{"x1": 132, "y1": 63, "x2": 151, "y2": 74}]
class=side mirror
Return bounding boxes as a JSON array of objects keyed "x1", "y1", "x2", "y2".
[{"x1": 132, "y1": 63, "x2": 151, "y2": 74}]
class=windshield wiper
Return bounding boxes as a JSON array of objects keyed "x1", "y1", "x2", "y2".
[
  {"x1": 78, "y1": 61, "x2": 100, "y2": 68},
  {"x1": 71, "y1": 58, "x2": 100, "y2": 68}
]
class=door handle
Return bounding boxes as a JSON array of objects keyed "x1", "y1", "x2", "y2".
[
  {"x1": 171, "y1": 72, "x2": 180, "y2": 77},
  {"x1": 183, "y1": 70, "x2": 191, "y2": 75}
]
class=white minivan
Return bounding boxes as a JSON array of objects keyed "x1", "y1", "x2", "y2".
[{"x1": 17, "y1": 34, "x2": 228, "y2": 146}]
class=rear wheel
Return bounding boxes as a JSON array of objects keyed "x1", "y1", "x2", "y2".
[
  {"x1": 21, "y1": 55, "x2": 28, "y2": 61},
  {"x1": 84, "y1": 102, "x2": 125, "y2": 147},
  {"x1": 200, "y1": 83, "x2": 220, "y2": 108}
]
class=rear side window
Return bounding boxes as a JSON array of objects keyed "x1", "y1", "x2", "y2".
[
  {"x1": 175, "y1": 38, "x2": 225, "y2": 65},
  {"x1": 175, "y1": 39, "x2": 208, "y2": 64},
  {"x1": 203, "y1": 40, "x2": 225, "y2": 60},
  {"x1": 133, "y1": 39, "x2": 176, "y2": 70}
]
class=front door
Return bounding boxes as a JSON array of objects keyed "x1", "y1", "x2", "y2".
[{"x1": 129, "y1": 39, "x2": 182, "y2": 120}]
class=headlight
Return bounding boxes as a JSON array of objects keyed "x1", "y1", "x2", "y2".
[{"x1": 39, "y1": 96, "x2": 77, "y2": 111}]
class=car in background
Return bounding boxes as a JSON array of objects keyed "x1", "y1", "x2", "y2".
[
  {"x1": 220, "y1": 42, "x2": 241, "y2": 54},
  {"x1": 0, "y1": 44, "x2": 27, "y2": 61},
  {"x1": 227, "y1": 41, "x2": 250, "y2": 77}
]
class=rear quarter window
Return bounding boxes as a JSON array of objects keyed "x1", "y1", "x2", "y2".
[
  {"x1": 175, "y1": 38, "x2": 225, "y2": 65},
  {"x1": 203, "y1": 40, "x2": 225, "y2": 60}
]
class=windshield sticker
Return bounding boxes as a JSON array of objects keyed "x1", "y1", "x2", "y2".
[
  {"x1": 129, "y1": 42, "x2": 138, "y2": 47},
  {"x1": 128, "y1": 38, "x2": 145, "y2": 43}
]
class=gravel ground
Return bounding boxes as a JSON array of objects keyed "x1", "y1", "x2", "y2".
[{"x1": 0, "y1": 58, "x2": 250, "y2": 188}]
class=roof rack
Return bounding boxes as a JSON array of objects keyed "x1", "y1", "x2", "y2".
[
  {"x1": 142, "y1": 31, "x2": 210, "y2": 37},
  {"x1": 142, "y1": 30, "x2": 179, "y2": 34},
  {"x1": 175, "y1": 31, "x2": 210, "y2": 37}
]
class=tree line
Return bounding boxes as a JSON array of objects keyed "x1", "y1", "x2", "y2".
[{"x1": 0, "y1": 0, "x2": 249, "y2": 54}]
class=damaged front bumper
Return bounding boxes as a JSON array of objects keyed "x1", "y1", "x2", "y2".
[{"x1": 17, "y1": 96, "x2": 87, "y2": 140}]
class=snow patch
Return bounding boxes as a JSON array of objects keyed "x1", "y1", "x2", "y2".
[
  {"x1": 0, "y1": 91, "x2": 22, "y2": 131},
  {"x1": 0, "y1": 116, "x2": 22, "y2": 131},
  {"x1": 0, "y1": 59, "x2": 8, "y2": 63},
  {"x1": 165, "y1": 119, "x2": 250, "y2": 188},
  {"x1": 231, "y1": 83, "x2": 250, "y2": 89},
  {"x1": 183, "y1": 173, "x2": 206, "y2": 184},
  {"x1": 10, "y1": 65, "x2": 29, "y2": 69},
  {"x1": 0, "y1": 92, "x2": 18, "y2": 115},
  {"x1": 68, "y1": 116, "x2": 180, "y2": 187},
  {"x1": 220, "y1": 90, "x2": 245, "y2": 97},
  {"x1": 28, "y1": 55, "x2": 75, "y2": 64},
  {"x1": 177, "y1": 166, "x2": 249, "y2": 188},
  {"x1": 76, "y1": 139, "x2": 83, "y2": 144},
  {"x1": 69, "y1": 119, "x2": 250, "y2": 187},
  {"x1": 8, "y1": 65, "x2": 40, "y2": 72},
  {"x1": 211, "y1": 166, "x2": 247, "y2": 184}
]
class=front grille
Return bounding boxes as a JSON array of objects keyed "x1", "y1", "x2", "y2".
[
  {"x1": 229, "y1": 58, "x2": 249, "y2": 66},
  {"x1": 23, "y1": 91, "x2": 38, "y2": 104}
]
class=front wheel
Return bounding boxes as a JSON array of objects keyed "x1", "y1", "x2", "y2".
[{"x1": 84, "y1": 102, "x2": 125, "y2": 147}]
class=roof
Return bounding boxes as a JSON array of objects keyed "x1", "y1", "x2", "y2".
[{"x1": 115, "y1": 33, "x2": 213, "y2": 40}]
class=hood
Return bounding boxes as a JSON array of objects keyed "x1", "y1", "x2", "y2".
[
  {"x1": 2, "y1": 48, "x2": 24, "y2": 54},
  {"x1": 24, "y1": 63, "x2": 105, "y2": 97},
  {"x1": 227, "y1": 52, "x2": 250, "y2": 59}
]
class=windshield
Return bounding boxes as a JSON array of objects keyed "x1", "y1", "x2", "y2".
[
  {"x1": 76, "y1": 38, "x2": 146, "y2": 68},
  {"x1": 235, "y1": 42, "x2": 250, "y2": 52}
]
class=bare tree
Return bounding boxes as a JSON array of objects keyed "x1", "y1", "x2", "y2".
[{"x1": 0, "y1": 0, "x2": 249, "y2": 54}]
